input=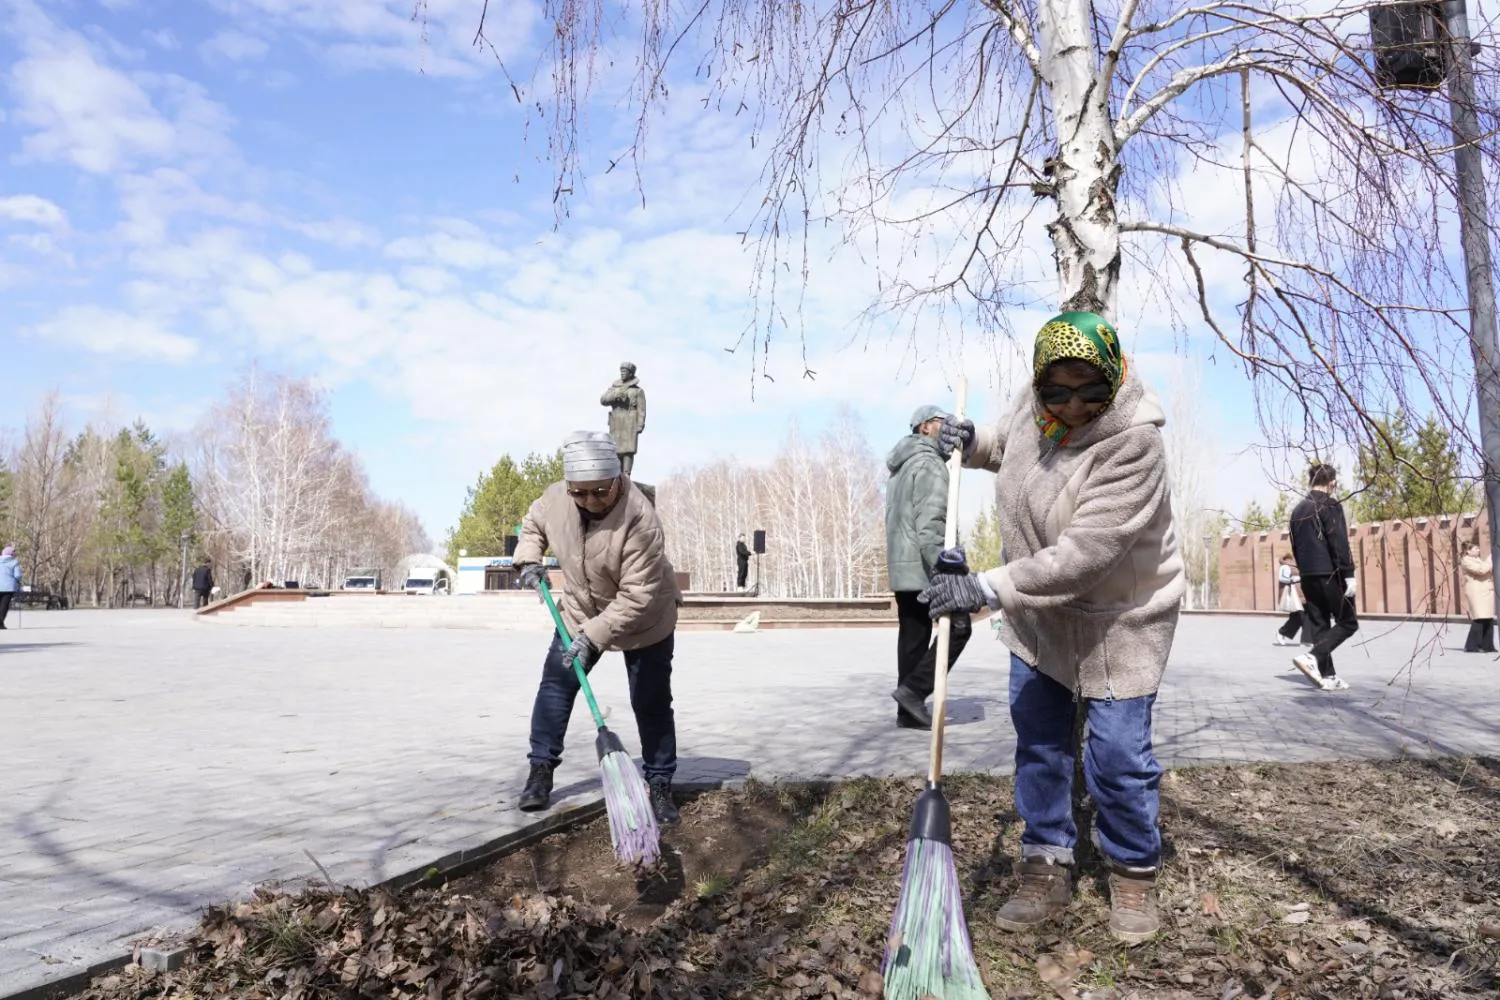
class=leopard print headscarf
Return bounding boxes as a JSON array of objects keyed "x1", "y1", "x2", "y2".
[{"x1": 1031, "y1": 311, "x2": 1128, "y2": 444}]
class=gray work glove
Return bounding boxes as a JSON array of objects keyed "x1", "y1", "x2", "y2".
[
  {"x1": 938, "y1": 416, "x2": 976, "y2": 460},
  {"x1": 516, "y1": 563, "x2": 546, "y2": 592},
  {"x1": 918, "y1": 571, "x2": 995, "y2": 619},
  {"x1": 566, "y1": 630, "x2": 601, "y2": 669}
]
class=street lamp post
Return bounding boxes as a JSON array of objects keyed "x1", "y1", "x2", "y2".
[
  {"x1": 1372, "y1": 1, "x2": 1500, "y2": 583},
  {"x1": 178, "y1": 532, "x2": 189, "y2": 610}
]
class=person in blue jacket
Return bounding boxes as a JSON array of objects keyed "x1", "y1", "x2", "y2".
[{"x1": 0, "y1": 545, "x2": 22, "y2": 629}]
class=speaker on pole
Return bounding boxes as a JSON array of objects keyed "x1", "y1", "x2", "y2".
[{"x1": 753, "y1": 529, "x2": 767, "y2": 554}]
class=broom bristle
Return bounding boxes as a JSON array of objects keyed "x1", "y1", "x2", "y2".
[
  {"x1": 882, "y1": 836, "x2": 990, "y2": 1000},
  {"x1": 599, "y1": 749, "x2": 661, "y2": 867}
]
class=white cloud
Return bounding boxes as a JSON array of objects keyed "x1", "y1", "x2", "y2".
[
  {"x1": 144, "y1": 28, "x2": 178, "y2": 50},
  {"x1": 4, "y1": 4, "x2": 236, "y2": 174},
  {"x1": 30, "y1": 306, "x2": 200, "y2": 362},
  {"x1": 200, "y1": 30, "x2": 269, "y2": 62},
  {"x1": 0, "y1": 193, "x2": 66, "y2": 226}
]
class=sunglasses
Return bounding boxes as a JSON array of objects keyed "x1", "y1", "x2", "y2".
[
  {"x1": 1038, "y1": 382, "x2": 1113, "y2": 406},
  {"x1": 567, "y1": 484, "x2": 615, "y2": 500}
]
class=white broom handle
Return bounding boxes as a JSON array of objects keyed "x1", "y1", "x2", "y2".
[{"x1": 927, "y1": 376, "x2": 967, "y2": 785}]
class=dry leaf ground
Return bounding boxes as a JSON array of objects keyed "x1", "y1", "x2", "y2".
[{"x1": 65, "y1": 756, "x2": 1500, "y2": 999}]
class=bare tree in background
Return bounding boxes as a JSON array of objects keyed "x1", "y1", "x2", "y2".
[
  {"x1": 658, "y1": 408, "x2": 884, "y2": 597},
  {"x1": 1162, "y1": 357, "x2": 1221, "y2": 608},
  {"x1": 485, "y1": 0, "x2": 1500, "y2": 469}
]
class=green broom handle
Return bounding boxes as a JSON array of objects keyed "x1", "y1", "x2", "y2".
[{"x1": 537, "y1": 576, "x2": 608, "y2": 729}]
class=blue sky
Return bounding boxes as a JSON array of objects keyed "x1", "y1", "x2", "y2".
[{"x1": 0, "y1": 0, "x2": 1286, "y2": 544}]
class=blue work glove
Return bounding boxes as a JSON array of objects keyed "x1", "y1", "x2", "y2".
[
  {"x1": 566, "y1": 630, "x2": 601, "y2": 669},
  {"x1": 516, "y1": 563, "x2": 546, "y2": 592},
  {"x1": 918, "y1": 571, "x2": 994, "y2": 619},
  {"x1": 938, "y1": 416, "x2": 976, "y2": 460}
]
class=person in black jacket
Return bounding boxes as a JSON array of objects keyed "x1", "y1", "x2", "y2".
[
  {"x1": 735, "y1": 533, "x2": 751, "y2": 590},
  {"x1": 1288, "y1": 464, "x2": 1357, "y2": 690},
  {"x1": 191, "y1": 560, "x2": 215, "y2": 608}
]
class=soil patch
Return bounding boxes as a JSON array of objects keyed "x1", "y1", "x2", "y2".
[{"x1": 66, "y1": 757, "x2": 1500, "y2": 999}]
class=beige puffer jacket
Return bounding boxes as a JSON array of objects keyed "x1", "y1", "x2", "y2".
[{"x1": 514, "y1": 478, "x2": 681, "y2": 651}]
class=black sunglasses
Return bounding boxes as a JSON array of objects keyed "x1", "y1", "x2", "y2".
[
  {"x1": 567, "y1": 484, "x2": 615, "y2": 499},
  {"x1": 1038, "y1": 382, "x2": 1113, "y2": 406}
]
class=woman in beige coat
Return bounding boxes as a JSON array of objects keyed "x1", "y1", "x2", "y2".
[
  {"x1": 924, "y1": 311, "x2": 1185, "y2": 946},
  {"x1": 1461, "y1": 541, "x2": 1496, "y2": 653}
]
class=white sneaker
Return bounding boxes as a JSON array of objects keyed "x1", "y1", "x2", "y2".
[
  {"x1": 1291, "y1": 654, "x2": 1321, "y2": 686},
  {"x1": 1275, "y1": 634, "x2": 1290, "y2": 646},
  {"x1": 1323, "y1": 675, "x2": 1349, "y2": 691}
]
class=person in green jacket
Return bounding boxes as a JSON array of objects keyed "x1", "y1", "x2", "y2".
[{"x1": 884, "y1": 404, "x2": 973, "y2": 730}]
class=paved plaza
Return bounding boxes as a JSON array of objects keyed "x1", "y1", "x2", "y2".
[{"x1": 2, "y1": 609, "x2": 1497, "y2": 998}]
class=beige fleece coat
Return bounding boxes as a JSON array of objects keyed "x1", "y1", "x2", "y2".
[
  {"x1": 1462, "y1": 553, "x2": 1494, "y2": 620},
  {"x1": 964, "y1": 370, "x2": 1186, "y2": 699},
  {"x1": 514, "y1": 478, "x2": 681, "y2": 651}
]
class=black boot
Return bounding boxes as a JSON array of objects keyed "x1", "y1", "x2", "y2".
[
  {"x1": 648, "y1": 779, "x2": 680, "y2": 826},
  {"x1": 518, "y1": 762, "x2": 555, "y2": 812},
  {"x1": 891, "y1": 686, "x2": 932, "y2": 728}
]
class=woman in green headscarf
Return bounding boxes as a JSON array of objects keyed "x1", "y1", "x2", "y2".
[{"x1": 920, "y1": 311, "x2": 1186, "y2": 945}]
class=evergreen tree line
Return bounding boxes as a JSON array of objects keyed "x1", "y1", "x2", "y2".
[
  {"x1": 1, "y1": 374, "x2": 428, "y2": 609},
  {"x1": 1238, "y1": 413, "x2": 1474, "y2": 534}
]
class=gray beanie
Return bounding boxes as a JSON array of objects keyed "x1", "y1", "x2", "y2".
[{"x1": 562, "y1": 430, "x2": 622, "y2": 481}]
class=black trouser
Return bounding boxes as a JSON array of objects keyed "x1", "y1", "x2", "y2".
[
  {"x1": 736, "y1": 560, "x2": 749, "y2": 589},
  {"x1": 195, "y1": 589, "x2": 212, "y2": 608},
  {"x1": 1278, "y1": 610, "x2": 1304, "y2": 640},
  {"x1": 527, "y1": 631, "x2": 677, "y2": 783},
  {"x1": 1300, "y1": 574, "x2": 1358, "y2": 677},
  {"x1": 1464, "y1": 619, "x2": 1496, "y2": 653},
  {"x1": 894, "y1": 591, "x2": 972, "y2": 717},
  {"x1": 0, "y1": 592, "x2": 11, "y2": 627}
]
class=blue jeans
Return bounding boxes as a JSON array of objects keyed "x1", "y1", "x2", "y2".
[
  {"x1": 1009, "y1": 654, "x2": 1162, "y2": 870},
  {"x1": 527, "y1": 631, "x2": 677, "y2": 783}
]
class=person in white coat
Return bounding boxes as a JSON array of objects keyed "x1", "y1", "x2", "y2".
[
  {"x1": 1461, "y1": 541, "x2": 1496, "y2": 654},
  {"x1": 1275, "y1": 554, "x2": 1304, "y2": 646}
]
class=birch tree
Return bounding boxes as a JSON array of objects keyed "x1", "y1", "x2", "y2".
[{"x1": 491, "y1": 0, "x2": 1500, "y2": 465}]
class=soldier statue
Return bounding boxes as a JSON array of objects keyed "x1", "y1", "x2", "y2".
[{"x1": 600, "y1": 362, "x2": 647, "y2": 475}]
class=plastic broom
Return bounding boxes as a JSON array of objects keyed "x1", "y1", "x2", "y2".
[
  {"x1": 882, "y1": 376, "x2": 990, "y2": 1000},
  {"x1": 537, "y1": 577, "x2": 661, "y2": 868}
]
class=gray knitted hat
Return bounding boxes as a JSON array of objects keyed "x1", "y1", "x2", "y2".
[{"x1": 562, "y1": 430, "x2": 622, "y2": 481}]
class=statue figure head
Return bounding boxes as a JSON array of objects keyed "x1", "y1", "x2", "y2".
[{"x1": 620, "y1": 362, "x2": 637, "y2": 380}]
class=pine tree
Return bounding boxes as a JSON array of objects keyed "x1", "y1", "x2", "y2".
[
  {"x1": 965, "y1": 499, "x2": 1003, "y2": 571},
  {"x1": 1354, "y1": 413, "x2": 1472, "y2": 521},
  {"x1": 445, "y1": 449, "x2": 566, "y2": 564},
  {"x1": 1241, "y1": 500, "x2": 1273, "y2": 534}
]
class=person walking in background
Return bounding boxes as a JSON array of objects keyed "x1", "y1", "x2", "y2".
[
  {"x1": 923, "y1": 311, "x2": 1185, "y2": 945},
  {"x1": 884, "y1": 403, "x2": 973, "y2": 730},
  {"x1": 1461, "y1": 540, "x2": 1496, "y2": 653},
  {"x1": 511, "y1": 430, "x2": 684, "y2": 826},
  {"x1": 0, "y1": 545, "x2": 20, "y2": 629},
  {"x1": 1289, "y1": 463, "x2": 1357, "y2": 691},
  {"x1": 1274, "y1": 553, "x2": 1304, "y2": 646},
  {"x1": 735, "y1": 533, "x2": 751, "y2": 590},
  {"x1": 191, "y1": 559, "x2": 215, "y2": 608}
]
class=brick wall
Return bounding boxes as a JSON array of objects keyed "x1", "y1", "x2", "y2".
[{"x1": 1218, "y1": 511, "x2": 1489, "y2": 616}]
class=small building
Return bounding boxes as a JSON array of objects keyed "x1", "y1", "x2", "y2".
[{"x1": 455, "y1": 555, "x2": 559, "y2": 595}]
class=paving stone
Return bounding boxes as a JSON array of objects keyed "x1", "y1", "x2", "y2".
[{"x1": 2, "y1": 608, "x2": 1497, "y2": 998}]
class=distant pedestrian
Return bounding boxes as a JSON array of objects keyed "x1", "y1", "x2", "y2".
[
  {"x1": 884, "y1": 403, "x2": 972, "y2": 730},
  {"x1": 1460, "y1": 541, "x2": 1496, "y2": 654},
  {"x1": 191, "y1": 559, "x2": 215, "y2": 609},
  {"x1": 0, "y1": 545, "x2": 20, "y2": 629},
  {"x1": 1274, "y1": 554, "x2": 1304, "y2": 646},
  {"x1": 735, "y1": 533, "x2": 751, "y2": 590},
  {"x1": 1289, "y1": 463, "x2": 1356, "y2": 690}
]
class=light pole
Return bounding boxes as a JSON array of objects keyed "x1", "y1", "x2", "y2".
[
  {"x1": 1372, "y1": 2, "x2": 1500, "y2": 585},
  {"x1": 178, "y1": 532, "x2": 189, "y2": 609}
]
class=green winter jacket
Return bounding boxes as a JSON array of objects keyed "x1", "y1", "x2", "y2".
[{"x1": 884, "y1": 434, "x2": 949, "y2": 593}]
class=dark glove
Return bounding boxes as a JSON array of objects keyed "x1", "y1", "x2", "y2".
[
  {"x1": 938, "y1": 417, "x2": 976, "y2": 460},
  {"x1": 516, "y1": 563, "x2": 545, "y2": 591},
  {"x1": 935, "y1": 545, "x2": 970, "y2": 575},
  {"x1": 566, "y1": 631, "x2": 601, "y2": 669},
  {"x1": 917, "y1": 572, "x2": 991, "y2": 619}
]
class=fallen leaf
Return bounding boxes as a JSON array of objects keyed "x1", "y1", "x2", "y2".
[{"x1": 1201, "y1": 892, "x2": 1223, "y2": 920}]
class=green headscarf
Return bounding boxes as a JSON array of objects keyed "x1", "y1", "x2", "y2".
[{"x1": 1032, "y1": 311, "x2": 1128, "y2": 444}]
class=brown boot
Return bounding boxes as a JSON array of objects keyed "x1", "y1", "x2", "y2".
[
  {"x1": 994, "y1": 857, "x2": 1074, "y2": 931},
  {"x1": 1107, "y1": 865, "x2": 1160, "y2": 944}
]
